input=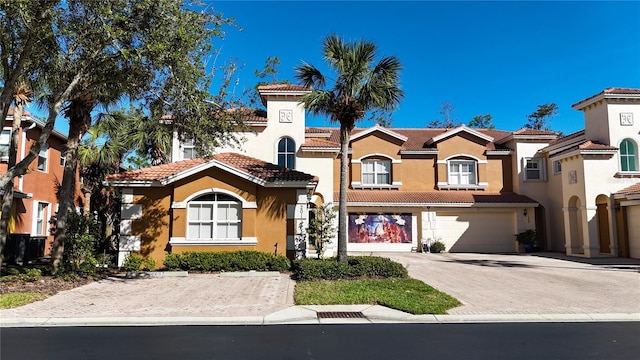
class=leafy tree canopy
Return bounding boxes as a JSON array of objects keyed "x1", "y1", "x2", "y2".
[
  {"x1": 428, "y1": 101, "x2": 459, "y2": 128},
  {"x1": 468, "y1": 114, "x2": 495, "y2": 129},
  {"x1": 525, "y1": 102, "x2": 558, "y2": 130}
]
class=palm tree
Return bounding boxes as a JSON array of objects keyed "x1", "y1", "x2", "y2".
[{"x1": 295, "y1": 34, "x2": 403, "y2": 263}]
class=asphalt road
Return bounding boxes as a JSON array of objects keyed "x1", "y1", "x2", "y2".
[{"x1": 2, "y1": 323, "x2": 639, "y2": 360}]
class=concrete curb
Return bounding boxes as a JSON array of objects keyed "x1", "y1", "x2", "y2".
[{"x1": 2, "y1": 307, "x2": 639, "y2": 328}]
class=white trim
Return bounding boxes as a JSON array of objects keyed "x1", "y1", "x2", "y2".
[
  {"x1": 301, "y1": 147, "x2": 340, "y2": 153},
  {"x1": 352, "y1": 153, "x2": 402, "y2": 164},
  {"x1": 523, "y1": 157, "x2": 547, "y2": 182},
  {"x1": 31, "y1": 201, "x2": 50, "y2": 236},
  {"x1": 427, "y1": 125, "x2": 494, "y2": 144},
  {"x1": 121, "y1": 189, "x2": 134, "y2": 204},
  {"x1": 437, "y1": 183, "x2": 488, "y2": 191},
  {"x1": 438, "y1": 153, "x2": 487, "y2": 164},
  {"x1": 572, "y1": 91, "x2": 640, "y2": 110},
  {"x1": 160, "y1": 160, "x2": 267, "y2": 187},
  {"x1": 399, "y1": 149, "x2": 439, "y2": 155},
  {"x1": 346, "y1": 201, "x2": 537, "y2": 208},
  {"x1": 119, "y1": 235, "x2": 141, "y2": 251},
  {"x1": 620, "y1": 200, "x2": 640, "y2": 207},
  {"x1": 350, "y1": 125, "x2": 408, "y2": 142},
  {"x1": 169, "y1": 237, "x2": 258, "y2": 246},
  {"x1": 179, "y1": 188, "x2": 255, "y2": 208},
  {"x1": 485, "y1": 150, "x2": 512, "y2": 156},
  {"x1": 275, "y1": 136, "x2": 296, "y2": 168}
]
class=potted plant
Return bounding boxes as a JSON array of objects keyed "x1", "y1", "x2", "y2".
[{"x1": 515, "y1": 229, "x2": 538, "y2": 253}]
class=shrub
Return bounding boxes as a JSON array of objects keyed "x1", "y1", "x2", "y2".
[
  {"x1": 123, "y1": 253, "x2": 144, "y2": 272},
  {"x1": 430, "y1": 240, "x2": 446, "y2": 253},
  {"x1": 163, "y1": 253, "x2": 182, "y2": 270},
  {"x1": 164, "y1": 251, "x2": 291, "y2": 272},
  {"x1": 293, "y1": 256, "x2": 408, "y2": 281},
  {"x1": 20, "y1": 268, "x2": 43, "y2": 282},
  {"x1": 141, "y1": 257, "x2": 156, "y2": 271}
]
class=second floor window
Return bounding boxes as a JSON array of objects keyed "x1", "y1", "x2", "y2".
[
  {"x1": 448, "y1": 160, "x2": 477, "y2": 185},
  {"x1": 362, "y1": 159, "x2": 390, "y2": 185},
  {"x1": 524, "y1": 158, "x2": 545, "y2": 181},
  {"x1": 620, "y1": 139, "x2": 638, "y2": 172},
  {"x1": 0, "y1": 128, "x2": 10, "y2": 161},
  {"x1": 38, "y1": 144, "x2": 48, "y2": 172},
  {"x1": 182, "y1": 139, "x2": 196, "y2": 160},
  {"x1": 277, "y1": 137, "x2": 295, "y2": 169}
]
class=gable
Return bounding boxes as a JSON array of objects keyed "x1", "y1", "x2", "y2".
[
  {"x1": 436, "y1": 134, "x2": 491, "y2": 160},
  {"x1": 350, "y1": 132, "x2": 403, "y2": 160}
]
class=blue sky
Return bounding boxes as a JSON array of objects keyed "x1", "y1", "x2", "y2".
[
  {"x1": 206, "y1": 0, "x2": 640, "y2": 135},
  {"x1": 43, "y1": 1, "x2": 639, "y2": 136}
]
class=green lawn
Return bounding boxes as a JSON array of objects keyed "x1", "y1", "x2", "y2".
[
  {"x1": 295, "y1": 278, "x2": 461, "y2": 315},
  {"x1": 0, "y1": 292, "x2": 48, "y2": 309}
]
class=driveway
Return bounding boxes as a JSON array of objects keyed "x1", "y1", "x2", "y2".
[
  {"x1": 1, "y1": 273, "x2": 295, "y2": 319},
  {"x1": 378, "y1": 252, "x2": 640, "y2": 315}
]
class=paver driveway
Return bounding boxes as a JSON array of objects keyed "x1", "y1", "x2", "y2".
[{"x1": 379, "y1": 252, "x2": 640, "y2": 315}]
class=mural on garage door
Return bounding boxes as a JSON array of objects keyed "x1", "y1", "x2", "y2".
[{"x1": 348, "y1": 213, "x2": 412, "y2": 243}]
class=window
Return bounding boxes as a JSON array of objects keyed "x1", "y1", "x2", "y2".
[
  {"x1": 37, "y1": 143, "x2": 48, "y2": 172},
  {"x1": 620, "y1": 139, "x2": 638, "y2": 172},
  {"x1": 362, "y1": 159, "x2": 390, "y2": 185},
  {"x1": 448, "y1": 160, "x2": 477, "y2": 185},
  {"x1": 524, "y1": 158, "x2": 545, "y2": 181},
  {"x1": 0, "y1": 127, "x2": 10, "y2": 161},
  {"x1": 187, "y1": 193, "x2": 241, "y2": 241},
  {"x1": 277, "y1": 137, "x2": 295, "y2": 169},
  {"x1": 553, "y1": 160, "x2": 562, "y2": 175},
  {"x1": 182, "y1": 139, "x2": 196, "y2": 160},
  {"x1": 35, "y1": 202, "x2": 48, "y2": 235}
]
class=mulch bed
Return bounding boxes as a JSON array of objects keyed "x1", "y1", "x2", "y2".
[{"x1": 1, "y1": 271, "x2": 117, "y2": 296}]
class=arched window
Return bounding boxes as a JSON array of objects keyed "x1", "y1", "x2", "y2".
[
  {"x1": 620, "y1": 139, "x2": 638, "y2": 172},
  {"x1": 187, "y1": 193, "x2": 241, "y2": 241},
  {"x1": 448, "y1": 158, "x2": 477, "y2": 185},
  {"x1": 277, "y1": 137, "x2": 295, "y2": 169},
  {"x1": 361, "y1": 158, "x2": 391, "y2": 185}
]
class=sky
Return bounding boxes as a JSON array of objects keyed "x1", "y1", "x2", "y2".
[
  {"x1": 43, "y1": 1, "x2": 640, "y2": 137},
  {"x1": 203, "y1": 0, "x2": 640, "y2": 135}
]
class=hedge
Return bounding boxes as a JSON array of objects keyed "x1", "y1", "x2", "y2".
[
  {"x1": 163, "y1": 251, "x2": 291, "y2": 272},
  {"x1": 293, "y1": 256, "x2": 408, "y2": 281}
]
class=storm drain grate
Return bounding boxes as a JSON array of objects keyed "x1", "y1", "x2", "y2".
[{"x1": 317, "y1": 311, "x2": 366, "y2": 319}]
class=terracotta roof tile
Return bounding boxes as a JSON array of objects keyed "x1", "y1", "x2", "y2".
[
  {"x1": 544, "y1": 130, "x2": 585, "y2": 147},
  {"x1": 572, "y1": 87, "x2": 640, "y2": 108},
  {"x1": 578, "y1": 141, "x2": 617, "y2": 151},
  {"x1": 312, "y1": 127, "x2": 513, "y2": 152},
  {"x1": 616, "y1": 182, "x2": 640, "y2": 196},
  {"x1": 106, "y1": 158, "x2": 208, "y2": 181},
  {"x1": 337, "y1": 190, "x2": 537, "y2": 205},
  {"x1": 257, "y1": 84, "x2": 312, "y2": 91},
  {"x1": 6, "y1": 107, "x2": 32, "y2": 117},
  {"x1": 106, "y1": 153, "x2": 317, "y2": 184},
  {"x1": 513, "y1": 128, "x2": 558, "y2": 136},
  {"x1": 301, "y1": 138, "x2": 340, "y2": 149}
]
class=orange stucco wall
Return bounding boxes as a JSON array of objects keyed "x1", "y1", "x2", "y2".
[
  {"x1": 337, "y1": 130, "x2": 510, "y2": 192},
  {"x1": 128, "y1": 169, "x2": 301, "y2": 267}
]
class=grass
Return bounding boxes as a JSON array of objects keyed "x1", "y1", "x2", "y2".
[
  {"x1": 295, "y1": 278, "x2": 461, "y2": 315},
  {"x1": 0, "y1": 292, "x2": 48, "y2": 309}
]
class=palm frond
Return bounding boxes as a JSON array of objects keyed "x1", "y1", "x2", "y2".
[{"x1": 294, "y1": 61, "x2": 325, "y2": 89}]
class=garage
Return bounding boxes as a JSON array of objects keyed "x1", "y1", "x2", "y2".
[
  {"x1": 435, "y1": 211, "x2": 518, "y2": 253},
  {"x1": 627, "y1": 206, "x2": 640, "y2": 259}
]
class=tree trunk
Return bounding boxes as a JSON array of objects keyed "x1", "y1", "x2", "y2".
[
  {"x1": 51, "y1": 103, "x2": 92, "y2": 273},
  {"x1": 0, "y1": 104, "x2": 25, "y2": 258},
  {"x1": 337, "y1": 124, "x2": 350, "y2": 264}
]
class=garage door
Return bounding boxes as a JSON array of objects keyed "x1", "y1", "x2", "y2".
[
  {"x1": 435, "y1": 211, "x2": 517, "y2": 253},
  {"x1": 627, "y1": 206, "x2": 640, "y2": 259}
]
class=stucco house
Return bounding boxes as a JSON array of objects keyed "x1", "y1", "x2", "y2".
[
  {"x1": 107, "y1": 85, "x2": 640, "y2": 266},
  {"x1": 1, "y1": 108, "x2": 83, "y2": 261}
]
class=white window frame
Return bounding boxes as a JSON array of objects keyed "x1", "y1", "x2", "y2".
[
  {"x1": 524, "y1": 157, "x2": 546, "y2": 181},
  {"x1": 37, "y1": 143, "x2": 49, "y2": 172},
  {"x1": 182, "y1": 138, "x2": 196, "y2": 161},
  {"x1": 553, "y1": 160, "x2": 562, "y2": 175},
  {"x1": 186, "y1": 194, "x2": 242, "y2": 242},
  {"x1": 277, "y1": 137, "x2": 296, "y2": 169},
  {"x1": 620, "y1": 139, "x2": 638, "y2": 172},
  {"x1": 361, "y1": 159, "x2": 391, "y2": 185},
  {"x1": 33, "y1": 201, "x2": 49, "y2": 236},
  {"x1": 0, "y1": 127, "x2": 11, "y2": 162},
  {"x1": 448, "y1": 160, "x2": 477, "y2": 186}
]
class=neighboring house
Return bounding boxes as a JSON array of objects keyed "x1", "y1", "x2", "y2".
[
  {"x1": 1, "y1": 108, "x2": 83, "y2": 259},
  {"x1": 108, "y1": 85, "x2": 640, "y2": 267}
]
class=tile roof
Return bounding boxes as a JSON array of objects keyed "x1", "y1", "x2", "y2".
[
  {"x1": 616, "y1": 182, "x2": 640, "y2": 196},
  {"x1": 106, "y1": 153, "x2": 318, "y2": 184},
  {"x1": 6, "y1": 107, "x2": 32, "y2": 117},
  {"x1": 337, "y1": 190, "x2": 538, "y2": 205},
  {"x1": 301, "y1": 138, "x2": 341, "y2": 149},
  {"x1": 257, "y1": 84, "x2": 312, "y2": 91},
  {"x1": 543, "y1": 130, "x2": 585, "y2": 148},
  {"x1": 550, "y1": 140, "x2": 617, "y2": 158},
  {"x1": 572, "y1": 87, "x2": 640, "y2": 108},
  {"x1": 310, "y1": 127, "x2": 514, "y2": 152},
  {"x1": 513, "y1": 128, "x2": 559, "y2": 136}
]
